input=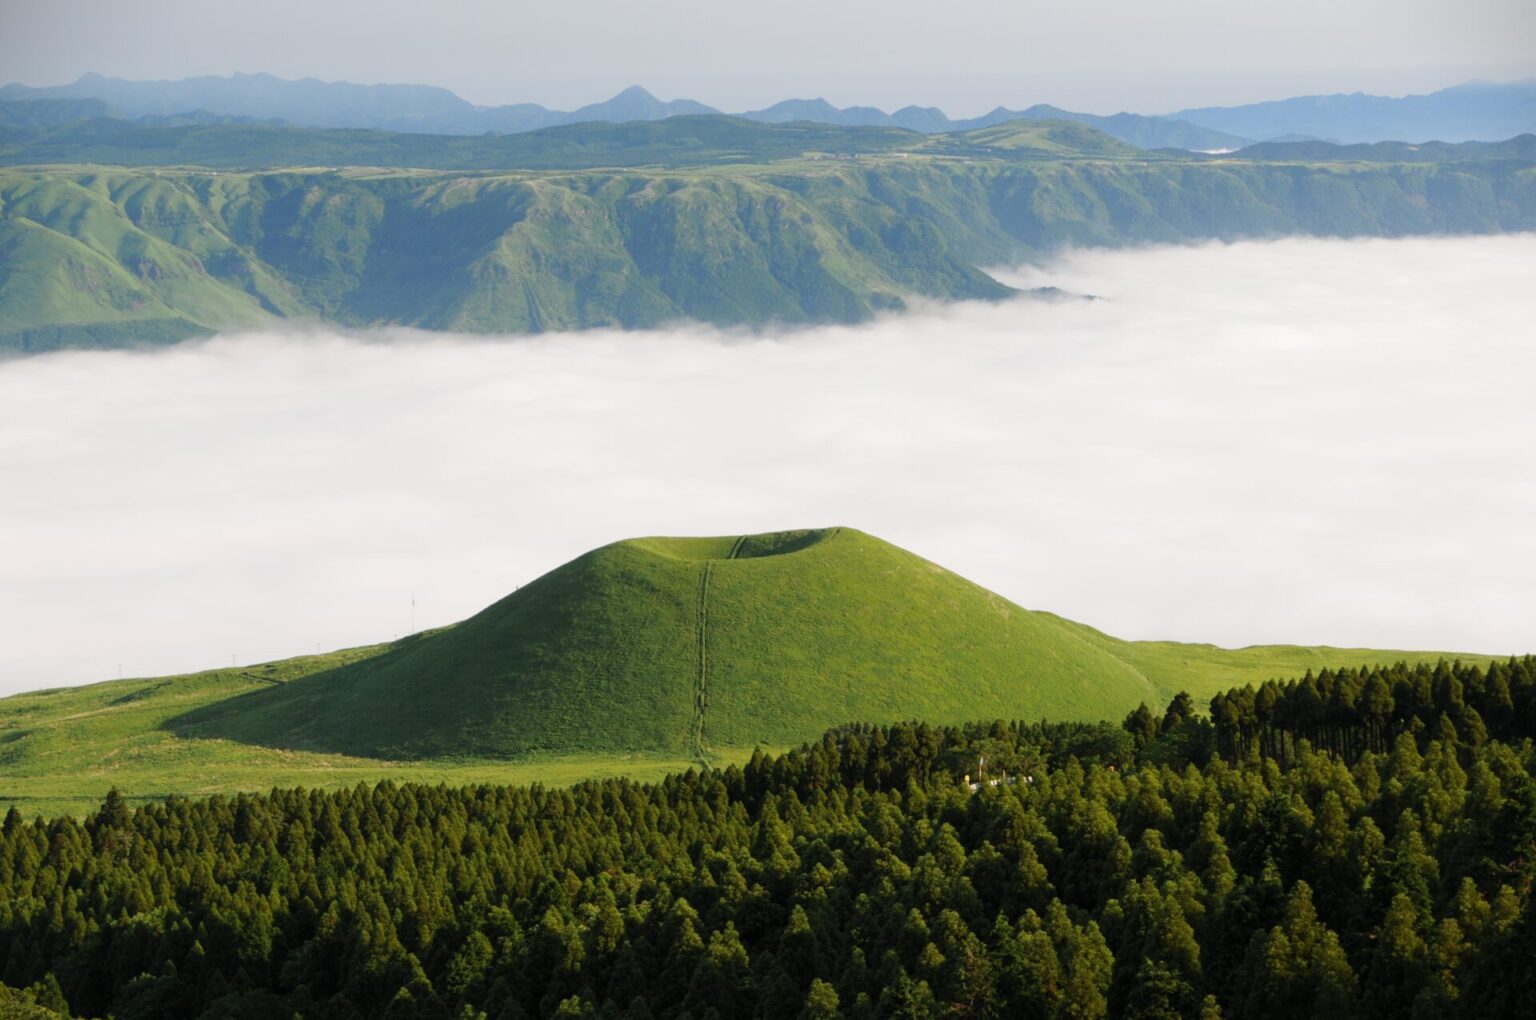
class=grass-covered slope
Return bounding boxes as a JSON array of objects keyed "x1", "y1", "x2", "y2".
[
  {"x1": 169, "y1": 528, "x2": 1161, "y2": 759},
  {"x1": 0, "y1": 171, "x2": 306, "y2": 347},
  {"x1": 0, "y1": 643, "x2": 736, "y2": 818},
  {"x1": 943, "y1": 119, "x2": 1147, "y2": 159},
  {"x1": 4, "y1": 149, "x2": 1534, "y2": 351},
  {"x1": 0, "y1": 164, "x2": 1016, "y2": 351},
  {"x1": 0, "y1": 527, "x2": 1490, "y2": 815},
  {"x1": 165, "y1": 528, "x2": 1483, "y2": 762}
]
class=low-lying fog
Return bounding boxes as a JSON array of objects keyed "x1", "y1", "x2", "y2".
[{"x1": 3, "y1": 234, "x2": 1534, "y2": 694}]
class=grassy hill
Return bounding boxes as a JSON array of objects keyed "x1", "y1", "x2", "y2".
[
  {"x1": 4, "y1": 143, "x2": 1533, "y2": 351},
  {"x1": 168, "y1": 527, "x2": 1167, "y2": 760},
  {"x1": 941, "y1": 120, "x2": 1147, "y2": 159},
  {"x1": 0, "y1": 527, "x2": 1491, "y2": 815},
  {"x1": 0, "y1": 651, "x2": 731, "y2": 820}
]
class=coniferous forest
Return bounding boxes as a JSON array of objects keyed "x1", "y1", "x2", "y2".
[{"x1": 2, "y1": 657, "x2": 1535, "y2": 1019}]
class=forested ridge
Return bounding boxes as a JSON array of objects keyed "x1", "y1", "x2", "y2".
[
  {"x1": 2, "y1": 657, "x2": 1534, "y2": 1019},
  {"x1": 1205, "y1": 657, "x2": 1534, "y2": 765}
]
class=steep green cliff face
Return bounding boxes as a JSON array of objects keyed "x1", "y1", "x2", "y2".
[{"x1": 3, "y1": 154, "x2": 1532, "y2": 351}]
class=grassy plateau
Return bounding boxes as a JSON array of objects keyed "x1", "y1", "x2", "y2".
[{"x1": 1, "y1": 117, "x2": 1533, "y2": 351}]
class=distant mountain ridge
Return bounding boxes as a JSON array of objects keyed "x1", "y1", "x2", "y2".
[
  {"x1": 8, "y1": 72, "x2": 1533, "y2": 149},
  {"x1": 741, "y1": 98, "x2": 1248, "y2": 150},
  {"x1": 0, "y1": 72, "x2": 1249, "y2": 149},
  {"x1": 1171, "y1": 79, "x2": 1536, "y2": 144},
  {"x1": 0, "y1": 74, "x2": 710, "y2": 133}
]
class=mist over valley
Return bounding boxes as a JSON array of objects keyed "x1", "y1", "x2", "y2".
[{"x1": 2, "y1": 234, "x2": 1531, "y2": 693}]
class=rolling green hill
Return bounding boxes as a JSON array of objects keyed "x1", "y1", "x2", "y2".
[
  {"x1": 0, "y1": 527, "x2": 1491, "y2": 815},
  {"x1": 168, "y1": 527, "x2": 1168, "y2": 760},
  {"x1": 941, "y1": 120, "x2": 1147, "y2": 159},
  {"x1": 3, "y1": 141, "x2": 1533, "y2": 351}
]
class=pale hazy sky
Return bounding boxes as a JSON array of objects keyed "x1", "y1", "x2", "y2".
[
  {"x1": 3, "y1": 0, "x2": 1534, "y2": 115},
  {"x1": 2, "y1": 235, "x2": 1533, "y2": 695}
]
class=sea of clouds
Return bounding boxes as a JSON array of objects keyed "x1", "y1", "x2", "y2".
[{"x1": 2, "y1": 234, "x2": 1533, "y2": 694}]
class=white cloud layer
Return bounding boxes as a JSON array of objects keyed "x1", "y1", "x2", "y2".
[{"x1": 2, "y1": 234, "x2": 1534, "y2": 695}]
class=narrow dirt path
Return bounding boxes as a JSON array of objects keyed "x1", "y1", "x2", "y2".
[{"x1": 688, "y1": 561, "x2": 714, "y2": 766}]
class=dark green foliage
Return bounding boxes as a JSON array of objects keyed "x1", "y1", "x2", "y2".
[
  {"x1": 0, "y1": 977, "x2": 70, "y2": 1018},
  {"x1": 3, "y1": 672, "x2": 1534, "y2": 1019},
  {"x1": 1238, "y1": 882, "x2": 1356, "y2": 1017},
  {"x1": 1209, "y1": 657, "x2": 1536, "y2": 765}
]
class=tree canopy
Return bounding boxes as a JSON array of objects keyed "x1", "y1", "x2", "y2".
[{"x1": 2, "y1": 656, "x2": 1533, "y2": 1018}]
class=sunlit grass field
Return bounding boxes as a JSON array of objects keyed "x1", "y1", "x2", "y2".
[
  {"x1": 0, "y1": 528, "x2": 1488, "y2": 817},
  {"x1": 0, "y1": 648, "x2": 766, "y2": 816}
]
